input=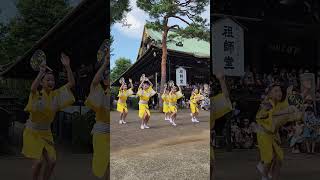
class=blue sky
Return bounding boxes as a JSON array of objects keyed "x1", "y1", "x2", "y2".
[
  {"x1": 111, "y1": 26, "x2": 142, "y2": 68},
  {"x1": 111, "y1": 0, "x2": 210, "y2": 69}
]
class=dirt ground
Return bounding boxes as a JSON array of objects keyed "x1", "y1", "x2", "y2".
[
  {"x1": 215, "y1": 149, "x2": 320, "y2": 180},
  {"x1": 110, "y1": 109, "x2": 210, "y2": 180},
  {"x1": 2, "y1": 109, "x2": 318, "y2": 180},
  {"x1": 0, "y1": 151, "x2": 98, "y2": 180}
]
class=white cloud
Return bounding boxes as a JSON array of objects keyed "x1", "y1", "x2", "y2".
[
  {"x1": 113, "y1": 0, "x2": 210, "y2": 39},
  {"x1": 203, "y1": 5, "x2": 210, "y2": 21},
  {"x1": 113, "y1": 0, "x2": 148, "y2": 39}
]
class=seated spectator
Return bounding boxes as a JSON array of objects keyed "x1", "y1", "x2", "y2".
[
  {"x1": 303, "y1": 95, "x2": 314, "y2": 110},
  {"x1": 288, "y1": 121, "x2": 304, "y2": 153},
  {"x1": 240, "y1": 118, "x2": 254, "y2": 149},
  {"x1": 302, "y1": 107, "x2": 320, "y2": 154},
  {"x1": 231, "y1": 121, "x2": 241, "y2": 148}
]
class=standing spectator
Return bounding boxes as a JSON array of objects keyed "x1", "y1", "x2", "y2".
[
  {"x1": 317, "y1": 70, "x2": 320, "y2": 90},
  {"x1": 316, "y1": 90, "x2": 320, "y2": 116},
  {"x1": 232, "y1": 102, "x2": 241, "y2": 125},
  {"x1": 181, "y1": 98, "x2": 186, "y2": 108}
]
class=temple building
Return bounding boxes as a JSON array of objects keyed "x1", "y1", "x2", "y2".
[
  {"x1": 112, "y1": 26, "x2": 210, "y2": 94},
  {"x1": 213, "y1": 0, "x2": 320, "y2": 73}
]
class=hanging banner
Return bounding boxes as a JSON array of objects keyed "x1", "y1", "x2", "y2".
[
  {"x1": 212, "y1": 17, "x2": 244, "y2": 76},
  {"x1": 176, "y1": 67, "x2": 187, "y2": 86}
]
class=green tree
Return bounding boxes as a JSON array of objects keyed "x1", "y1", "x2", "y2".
[
  {"x1": 110, "y1": 0, "x2": 131, "y2": 48},
  {"x1": 0, "y1": 0, "x2": 70, "y2": 64},
  {"x1": 111, "y1": 0, "x2": 131, "y2": 25},
  {"x1": 136, "y1": 0, "x2": 209, "y2": 108},
  {"x1": 111, "y1": 57, "x2": 132, "y2": 82}
]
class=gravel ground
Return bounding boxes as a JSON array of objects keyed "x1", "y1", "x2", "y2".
[
  {"x1": 110, "y1": 109, "x2": 210, "y2": 180},
  {"x1": 215, "y1": 149, "x2": 320, "y2": 180},
  {"x1": 1, "y1": 109, "x2": 320, "y2": 180},
  {"x1": 0, "y1": 153, "x2": 98, "y2": 180}
]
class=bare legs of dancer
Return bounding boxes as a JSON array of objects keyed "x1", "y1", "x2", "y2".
[
  {"x1": 32, "y1": 149, "x2": 56, "y2": 180},
  {"x1": 119, "y1": 110, "x2": 128, "y2": 124},
  {"x1": 141, "y1": 112, "x2": 150, "y2": 129},
  {"x1": 259, "y1": 155, "x2": 281, "y2": 180},
  {"x1": 191, "y1": 112, "x2": 199, "y2": 123},
  {"x1": 170, "y1": 112, "x2": 177, "y2": 126}
]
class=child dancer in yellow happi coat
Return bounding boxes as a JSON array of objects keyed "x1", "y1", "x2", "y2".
[
  {"x1": 85, "y1": 47, "x2": 110, "y2": 179},
  {"x1": 168, "y1": 84, "x2": 183, "y2": 126},
  {"x1": 190, "y1": 88, "x2": 204, "y2": 123},
  {"x1": 117, "y1": 78, "x2": 133, "y2": 124},
  {"x1": 161, "y1": 83, "x2": 171, "y2": 121},
  {"x1": 255, "y1": 84, "x2": 302, "y2": 180},
  {"x1": 22, "y1": 53, "x2": 75, "y2": 180},
  {"x1": 136, "y1": 76, "x2": 156, "y2": 130},
  {"x1": 210, "y1": 72, "x2": 232, "y2": 180}
]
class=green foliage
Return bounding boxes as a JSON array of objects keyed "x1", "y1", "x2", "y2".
[
  {"x1": 0, "y1": 0, "x2": 71, "y2": 64},
  {"x1": 110, "y1": 57, "x2": 132, "y2": 82},
  {"x1": 129, "y1": 97, "x2": 139, "y2": 110},
  {"x1": 110, "y1": 0, "x2": 131, "y2": 53},
  {"x1": 111, "y1": 86, "x2": 119, "y2": 97},
  {"x1": 137, "y1": 0, "x2": 210, "y2": 41},
  {"x1": 111, "y1": 0, "x2": 131, "y2": 25}
]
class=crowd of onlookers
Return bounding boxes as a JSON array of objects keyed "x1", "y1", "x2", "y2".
[{"x1": 213, "y1": 65, "x2": 320, "y2": 153}]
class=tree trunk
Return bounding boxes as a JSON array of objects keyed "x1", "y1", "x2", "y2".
[{"x1": 159, "y1": 18, "x2": 169, "y2": 111}]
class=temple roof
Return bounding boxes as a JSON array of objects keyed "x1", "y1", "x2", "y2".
[
  {"x1": 112, "y1": 26, "x2": 210, "y2": 86},
  {"x1": 0, "y1": 0, "x2": 107, "y2": 79},
  {"x1": 138, "y1": 26, "x2": 210, "y2": 59}
]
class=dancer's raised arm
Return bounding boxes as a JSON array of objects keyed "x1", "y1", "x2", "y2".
[
  {"x1": 216, "y1": 72, "x2": 229, "y2": 100},
  {"x1": 61, "y1": 53, "x2": 75, "y2": 89},
  {"x1": 163, "y1": 84, "x2": 168, "y2": 94},
  {"x1": 120, "y1": 83, "x2": 124, "y2": 90},
  {"x1": 30, "y1": 63, "x2": 46, "y2": 94},
  {"x1": 138, "y1": 79, "x2": 145, "y2": 89},
  {"x1": 91, "y1": 47, "x2": 109, "y2": 89},
  {"x1": 129, "y1": 78, "x2": 133, "y2": 89},
  {"x1": 147, "y1": 78, "x2": 153, "y2": 87}
]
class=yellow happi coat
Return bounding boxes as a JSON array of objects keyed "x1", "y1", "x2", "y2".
[
  {"x1": 161, "y1": 93, "x2": 170, "y2": 113},
  {"x1": 168, "y1": 91, "x2": 183, "y2": 113},
  {"x1": 137, "y1": 86, "x2": 156, "y2": 118},
  {"x1": 211, "y1": 93, "x2": 232, "y2": 160},
  {"x1": 85, "y1": 84, "x2": 110, "y2": 177},
  {"x1": 190, "y1": 93, "x2": 203, "y2": 114},
  {"x1": 116, "y1": 88, "x2": 133, "y2": 113},
  {"x1": 22, "y1": 85, "x2": 75, "y2": 160},
  {"x1": 255, "y1": 99, "x2": 294, "y2": 164}
]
